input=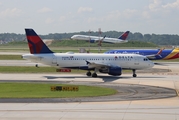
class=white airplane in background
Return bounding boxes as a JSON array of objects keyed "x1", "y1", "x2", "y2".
[
  {"x1": 71, "y1": 31, "x2": 129, "y2": 44},
  {"x1": 22, "y1": 29, "x2": 154, "y2": 77}
]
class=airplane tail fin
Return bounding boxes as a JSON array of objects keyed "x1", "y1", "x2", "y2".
[
  {"x1": 147, "y1": 48, "x2": 165, "y2": 60},
  {"x1": 118, "y1": 31, "x2": 130, "y2": 40},
  {"x1": 157, "y1": 48, "x2": 165, "y2": 55},
  {"x1": 25, "y1": 29, "x2": 53, "y2": 54}
]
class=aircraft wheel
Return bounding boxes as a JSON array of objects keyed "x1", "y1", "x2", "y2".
[
  {"x1": 133, "y1": 74, "x2": 137, "y2": 77},
  {"x1": 86, "y1": 71, "x2": 91, "y2": 76},
  {"x1": 92, "y1": 73, "x2": 97, "y2": 77},
  {"x1": 35, "y1": 64, "x2": 38, "y2": 67}
]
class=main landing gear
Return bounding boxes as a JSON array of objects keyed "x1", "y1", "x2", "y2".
[
  {"x1": 86, "y1": 71, "x2": 97, "y2": 77},
  {"x1": 86, "y1": 71, "x2": 91, "y2": 76},
  {"x1": 132, "y1": 69, "x2": 137, "y2": 77},
  {"x1": 87, "y1": 69, "x2": 137, "y2": 78}
]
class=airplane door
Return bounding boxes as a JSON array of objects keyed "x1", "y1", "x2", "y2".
[
  {"x1": 134, "y1": 57, "x2": 139, "y2": 65},
  {"x1": 52, "y1": 56, "x2": 57, "y2": 65}
]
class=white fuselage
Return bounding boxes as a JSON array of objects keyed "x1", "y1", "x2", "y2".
[
  {"x1": 71, "y1": 35, "x2": 128, "y2": 43},
  {"x1": 22, "y1": 53, "x2": 154, "y2": 70}
]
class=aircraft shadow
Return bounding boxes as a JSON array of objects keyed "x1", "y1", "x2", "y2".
[
  {"x1": 43, "y1": 75, "x2": 131, "y2": 82},
  {"x1": 98, "y1": 76, "x2": 130, "y2": 82},
  {"x1": 154, "y1": 63, "x2": 168, "y2": 66},
  {"x1": 44, "y1": 75, "x2": 165, "y2": 83}
]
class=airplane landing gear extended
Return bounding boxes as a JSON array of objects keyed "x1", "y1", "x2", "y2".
[
  {"x1": 86, "y1": 71, "x2": 98, "y2": 77},
  {"x1": 87, "y1": 69, "x2": 137, "y2": 78},
  {"x1": 86, "y1": 71, "x2": 91, "y2": 76},
  {"x1": 92, "y1": 73, "x2": 97, "y2": 77},
  {"x1": 132, "y1": 69, "x2": 137, "y2": 77}
]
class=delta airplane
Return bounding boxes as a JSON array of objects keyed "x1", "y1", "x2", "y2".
[
  {"x1": 104, "y1": 48, "x2": 179, "y2": 60},
  {"x1": 71, "y1": 31, "x2": 129, "y2": 44},
  {"x1": 22, "y1": 29, "x2": 154, "y2": 77}
]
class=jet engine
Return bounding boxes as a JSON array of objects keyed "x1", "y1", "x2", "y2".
[
  {"x1": 87, "y1": 40, "x2": 95, "y2": 43},
  {"x1": 99, "y1": 66, "x2": 122, "y2": 76}
]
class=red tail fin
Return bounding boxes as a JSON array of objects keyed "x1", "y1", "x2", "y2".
[
  {"x1": 25, "y1": 29, "x2": 53, "y2": 54},
  {"x1": 118, "y1": 31, "x2": 130, "y2": 40}
]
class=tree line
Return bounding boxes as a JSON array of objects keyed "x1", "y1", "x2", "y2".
[{"x1": 0, "y1": 31, "x2": 179, "y2": 45}]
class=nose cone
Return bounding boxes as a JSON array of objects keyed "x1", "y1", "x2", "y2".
[
  {"x1": 149, "y1": 61, "x2": 154, "y2": 68},
  {"x1": 71, "y1": 35, "x2": 75, "y2": 40}
]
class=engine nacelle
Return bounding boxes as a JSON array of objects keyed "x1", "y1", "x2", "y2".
[
  {"x1": 86, "y1": 40, "x2": 95, "y2": 43},
  {"x1": 99, "y1": 66, "x2": 122, "y2": 76}
]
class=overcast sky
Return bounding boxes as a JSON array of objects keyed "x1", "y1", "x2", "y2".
[{"x1": 0, "y1": 0, "x2": 179, "y2": 35}]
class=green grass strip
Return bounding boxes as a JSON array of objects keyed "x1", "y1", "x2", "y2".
[
  {"x1": 0, "y1": 82, "x2": 117, "y2": 98},
  {"x1": 0, "y1": 55, "x2": 23, "y2": 60},
  {"x1": 0, "y1": 66, "x2": 59, "y2": 73},
  {"x1": 0, "y1": 66, "x2": 87, "y2": 73}
]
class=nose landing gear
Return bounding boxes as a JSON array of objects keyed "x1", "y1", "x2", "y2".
[{"x1": 132, "y1": 69, "x2": 137, "y2": 77}]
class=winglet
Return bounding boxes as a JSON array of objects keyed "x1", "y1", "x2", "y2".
[
  {"x1": 118, "y1": 31, "x2": 130, "y2": 40},
  {"x1": 25, "y1": 29, "x2": 53, "y2": 54}
]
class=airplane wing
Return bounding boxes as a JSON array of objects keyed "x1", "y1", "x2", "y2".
[
  {"x1": 86, "y1": 60, "x2": 115, "y2": 69},
  {"x1": 86, "y1": 61, "x2": 111, "y2": 68},
  {"x1": 146, "y1": 48, "x2": 164, "y2": 60}
]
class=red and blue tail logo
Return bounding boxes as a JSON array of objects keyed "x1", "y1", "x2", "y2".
[
  {"x1": 25, "y1": 29, "x2": 53, "y2": 54},
  {"x1": 118, "y1": 31, "x2": 129, "y2": 40}
]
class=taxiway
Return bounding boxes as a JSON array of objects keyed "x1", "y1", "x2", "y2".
[{"x1": 0, "y1": 61, "x2": 179, "y2": 119}]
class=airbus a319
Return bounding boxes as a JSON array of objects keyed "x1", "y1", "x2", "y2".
[{"x1": 22, "y1": 29, "x2": 154, "y2": 77}]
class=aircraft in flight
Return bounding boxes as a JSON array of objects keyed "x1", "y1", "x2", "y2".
[
  {"x1": 71, "y1": 31, "x2": 129, "y2": 44},
  {"x1": 104, "y1": 48, "x2": 179, "y2": 60},
  {"x1": 22, "y1": 29, "x2": 154, "y2": 77}
]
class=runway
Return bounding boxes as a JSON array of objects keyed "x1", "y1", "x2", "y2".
[{"x1": 0, "y1": 62, "x2": 179, "y2": 119}]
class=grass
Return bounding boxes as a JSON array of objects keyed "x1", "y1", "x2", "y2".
[
  {"x1": 0, "y1": 55, "x2": 23, "y2": 60},
  {"x1": 0, "y1": 66, "x2": 87, "y2": 73},
  {"x1": 0, "y1": 82, "x2": 117, "y2": 98}
]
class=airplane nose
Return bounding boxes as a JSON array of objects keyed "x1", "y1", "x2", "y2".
[
  {"x1": 149, "y1": 61, "x2": 154, "y2": 67},
  {"x1": 71, "y1": 36, "x2": 75, "y2": 40}
]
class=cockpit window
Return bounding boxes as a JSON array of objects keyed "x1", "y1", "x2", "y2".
[{"x1": 143, "y1": 58, "x2": 148, "y2": 61}]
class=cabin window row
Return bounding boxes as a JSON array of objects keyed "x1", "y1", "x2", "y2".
[{"x1": 62, "y1": 57, "x2": 133, "y2": 61}]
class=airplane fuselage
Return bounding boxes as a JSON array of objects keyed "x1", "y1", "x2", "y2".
[
  {"x1": 22, "y1": 53, "x2": 154, "y2": 70},
  {"x1": 24, "y1": 28, "x2": 151, "y2": 77},
  {"x1": 71, "y1": 35, "x2": 128, "y2": 43}
]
